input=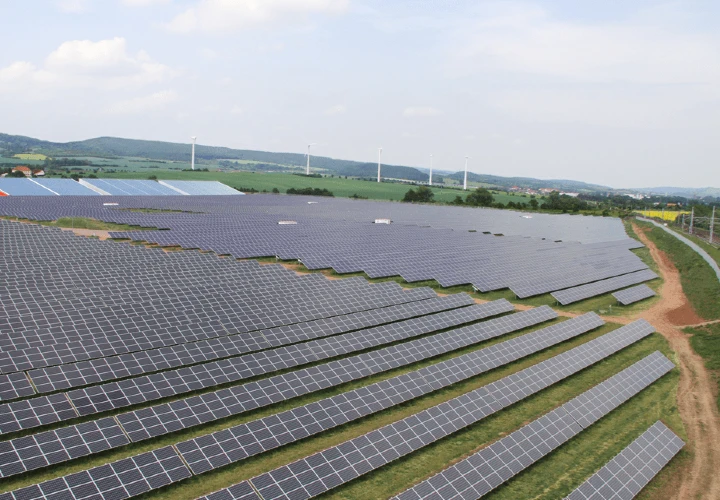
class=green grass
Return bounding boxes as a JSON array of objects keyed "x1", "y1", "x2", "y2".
[
  {"x1": 89, "y1": 170, "x2": 521, "y2": 204},
  {"x1": 685, "y1": 323, "x2": 720, "y2": 411},
  {"x1": 636, "y1": 221, "x2": 720, "y2": 320}
]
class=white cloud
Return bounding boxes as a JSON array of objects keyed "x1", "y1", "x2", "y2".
[
  {"x1": 166, "y1": 0, "x2": 349, "y2": 33},
  {"x1": 107, "y1": 89, "x2": 179, "y2": 114},
  {"x1": 403, "y1": 106, "x2": 442, "y2": 117},
  {"x1": 230, "y1": 105, "x2": 244, "y2": 115},
  {"x1": 199, "y1": 48, "x2": 220, "y2": 59},
  {"x1": 324, "y1": 104, "x2": 346, "y2": 115},
  {"x1": 449, "y1": 4, "x2": 720, "y2": 85},
  {"x1": 122, "y1": 0, "x2": 171, "y2": 5},
  {"x1": 0, "y1": 37, "x2": 174, "y2": 92},
  {"x1": 56, "y1": 0, "x2": 91, "y2": 13}
]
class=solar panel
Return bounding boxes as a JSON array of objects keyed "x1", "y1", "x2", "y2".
[
  {"x1": 612, "y1": 284, "x2": 656, "y2": 306},
  {"x1": 0, "y1": 446, "x2": 191, "y2": 500},
  {"x1": 394, "y1": 352, "x2": 675, "y2": 500},
  {"x1": 551, "y1": 270, "x2": 658, "y2": 305},
  {"x1": 565, "y1": 421, "x2": 684, "y2": 500},
  {"x1": 0, "y1": 417, "x2": 129, "y2": 478}
]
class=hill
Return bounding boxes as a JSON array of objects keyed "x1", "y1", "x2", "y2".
[
  {"x1": 0, "y1": 133, "x2": 429, "y2": 181},
  {"x1": 446, "y1": 171, "x2": 611, "y2": 192}
]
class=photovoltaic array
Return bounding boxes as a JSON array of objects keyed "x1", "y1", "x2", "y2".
[
  {"x1": 0, "y1": 194, "x2": 649, "y2": 298},
  {"x1": 393, "y1": 352, "x2": 675, "y2": 500},
  {"x1": 0, "y1": 198, "x2": 681, "y2": 500},
  {"x1": 198, "y1": 322, "x2": 668, "y2": 500}
]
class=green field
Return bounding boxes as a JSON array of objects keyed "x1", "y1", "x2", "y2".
[{"x1": 80, "y1": 170, "x2": 524, "y2": 204}]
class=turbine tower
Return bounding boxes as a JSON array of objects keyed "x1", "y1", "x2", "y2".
[
  {"x1": 190, "y1": 136, "x2": 197, "y2": 171},
  {"x1": 377, "y1": 147, "x2": 382, "y2": 183},
  {"x1": 429, "y1": 154, "x2": 433, "y2": 186},
  {"x1": 463, "y1": 155, "x2": 470, "y2": 190},
  {"x1": 305, "y1": 143, "x2": 316, "y2": 175}
]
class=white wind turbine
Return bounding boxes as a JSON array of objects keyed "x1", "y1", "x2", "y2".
[
  {"x1": 463, "y1": 155, "x2": 470, "y2": 190},
  {"x1": 377, "y1": 147, "x2": 383, "y2": 183},
  {"x1": 429, "y1": 154, "x2": 433, "y2": 186},
  {"x1": 305, "y1": 143, "x2": 316, "y2": 175},
  {"x1": 190, "y1": 136, "x2": 197, "y2": 171}
]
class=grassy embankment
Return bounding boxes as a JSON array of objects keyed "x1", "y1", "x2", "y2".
[{"x1": 635, "y1": 220, "x2": 720, "y2": 321}]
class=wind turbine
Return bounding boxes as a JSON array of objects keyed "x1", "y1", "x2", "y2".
[
  {"x1": 377, "y1": 147, "x2": 383, "y2": 183},
  {"x1": 190, "y1": 136, "x2": 197, "y2": 171},
  {"x1": 463, "y1": 155, "x2": 470, "y2": 190},
  {"x1": 305, "y1": 143, "x2": 317, "y2": 175},
  {"x1": 429, "y1": 154, "x2": 433, "y2": 186}
]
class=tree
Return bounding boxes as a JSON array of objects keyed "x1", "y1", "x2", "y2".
[
  {"x1": 529, "y1": 198, "x2": 539, "y2": 210},
  {"x1": 9, "y1": 170, "x2": 26, "y2": 178},
  {"x1": 465, "y1": 187, "x2": 494, "y2": 207},
  {"x1": 272, "y1": 187, "x2": 280, "y2": 194},
  {"x1": 402, "y1": 185, "x2": 434, "y2": 203}
]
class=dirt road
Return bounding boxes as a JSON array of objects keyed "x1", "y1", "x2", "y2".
[{"x1": 630, "y1": 223, "x2": 720, "y2": 500}]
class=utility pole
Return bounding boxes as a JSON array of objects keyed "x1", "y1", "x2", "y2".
[
  {"x1": 689, "y1": 207, "x2": 695, "y2": 235},
  {"x1": 681, "y1": 213, "x2": 686, "y2": 231},
  {"x1": 710, "y1": 206, "x2": 716, "y2": 244}
]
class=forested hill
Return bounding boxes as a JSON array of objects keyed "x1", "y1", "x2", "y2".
[
  {"x1": 0, "y1": 134, "x2": 429, "y2": 181},
  {"x1": 446, "y1": 171, "x2": 611, "y2": 192}
]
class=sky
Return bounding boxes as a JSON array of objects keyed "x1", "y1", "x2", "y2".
[{"x1": 0, "y1": 0, "x2": 718, "y2": 188}]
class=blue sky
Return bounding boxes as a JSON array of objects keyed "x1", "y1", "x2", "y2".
[{"x1": 0, "y1": 0, "x2": 718, "y2": 188}]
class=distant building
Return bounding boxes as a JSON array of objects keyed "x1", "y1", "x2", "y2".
[
  {"x1": 11, "y1": 166, "x2": 32, "y2": 177},
  {"x1": 32, "y1": 169, "x2": 45, "y2": 176},
  {"x1": 539, "y1": 188, "x2": 555, "y2": 194},
  {"x1": 560, "y1": 192, "x2": 580, "y2": 198}
]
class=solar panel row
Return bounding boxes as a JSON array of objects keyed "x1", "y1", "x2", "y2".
[
  {"x1": 612, "y1": 284, "x2": 657, "y2": 306},
  {"x1": 0, "y1": 446, "x2": 191, "y2": 500},
  {"x1": 0, "y1": 319, "x2": 650, "y2": 500},
  {"x1": 0, "y1": 313, "x2": 600, "y2": 479},
  {"x1": 175, "y1": 313, "x2": 604, "y2": 475},
  {"x1": 115, "y1": 306, "x2": 556, "y2": 443},
  {"x1": 395, "y1": 351, "x2": 674, "y2": 500},
  {"x1": 198, "y1": 320, "x2": 659, "y2": 500},
  {"x1": 551, "y1": 270, "x2": 659, "y2": 305},
  {"x1": 565, "y1": 421, "x2": 684, "y2": 500},
  {"x1": 25, "y1": 297, "x2": 486, "y2": 395},
  {"x1": 0, "y1": 303, "x2": 545, "y2": 435},
  {"x1": 0, "y1": 287, "x2": 448, "y2": 375}
]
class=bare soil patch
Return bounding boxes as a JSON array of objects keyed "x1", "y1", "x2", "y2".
[{"x1": 62, "y1": 228, "x2": 114, "y2": 240}]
